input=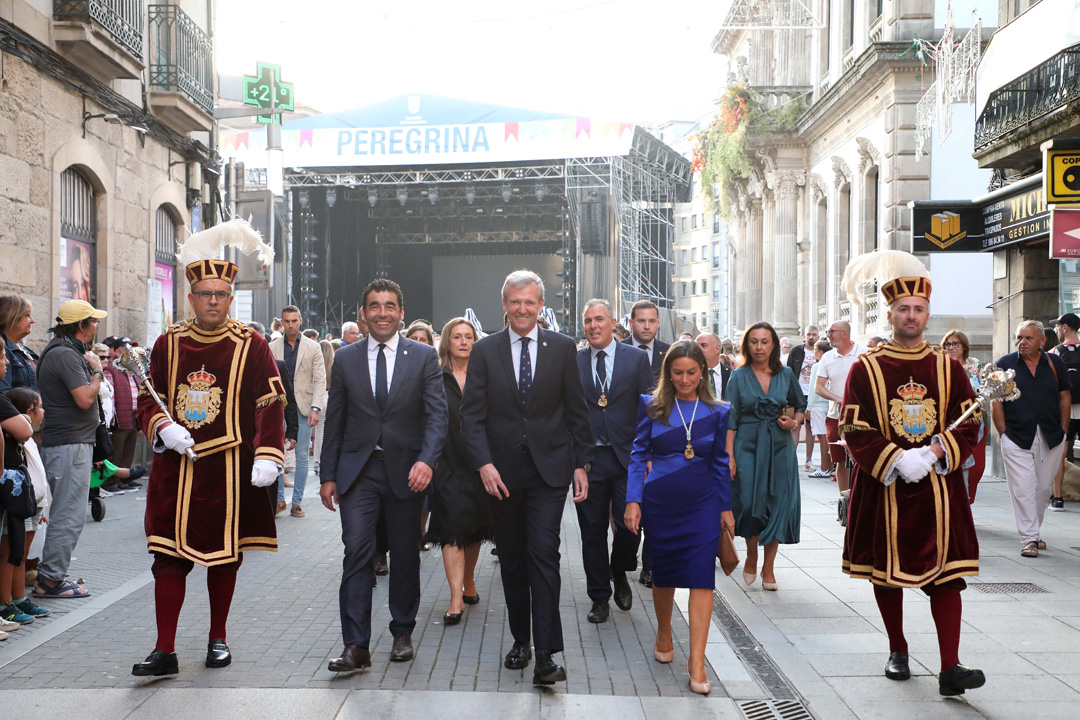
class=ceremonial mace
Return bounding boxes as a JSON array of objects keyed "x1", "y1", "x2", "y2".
[
  {"x1": 945, "y1": 364, "x2": 1021, "y2": 432},
  {"x1": 115, "y1": 344, "x2": 199, "y2": 461}
]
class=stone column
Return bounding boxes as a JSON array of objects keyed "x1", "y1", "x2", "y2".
[
  {"x1": 731, "y1": 212, "x2": 745, "y2": 334},
  {"x1": 744, "y1": 198, "x2": 764, "y2": 327},
  {"x1": 761, "y1": 190, "x2": 776, "y2": 324},
  {"x1": 773, "y1": 172, "x2": 804, "y2": 338}
]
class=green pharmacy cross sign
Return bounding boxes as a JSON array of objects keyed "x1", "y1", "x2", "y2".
[{"x1": 242, "y1": 62, "x2": 294, "y2": 124}]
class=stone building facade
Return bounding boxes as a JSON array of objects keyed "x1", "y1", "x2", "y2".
[
  {"x1": 0, "y1": 0, "x2": 217, "y2": 350},
  {"x1": 710, "y1": 0, "x2": 995, "y2": 354}
]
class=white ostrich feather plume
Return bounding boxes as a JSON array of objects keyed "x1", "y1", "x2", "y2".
[
  {"x1": 176, "y1": 217, "x2": 274, "y2": 268},
  {"x1": 841, "y1": 250, "x2": 929, "y2": 305}
]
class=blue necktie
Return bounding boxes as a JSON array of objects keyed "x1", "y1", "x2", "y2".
[
  {"x1": 375, "y1": 343, "x2": 388, "y2": 412},
  {"x1": 519, "y1": 337, "x2": 532, "y2": 403}
]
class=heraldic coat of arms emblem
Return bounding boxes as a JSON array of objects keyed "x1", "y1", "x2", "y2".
[
  {"x1": 889, "y1": 376, "x2": 937, "y2": 443},
  {"x1": 176, "y1": 365, "x2": 222, "y2": 429}
]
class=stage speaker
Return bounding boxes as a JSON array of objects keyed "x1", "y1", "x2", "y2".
[{"x1": 578, "y1": 191, "x2": 607, "y2": 255}]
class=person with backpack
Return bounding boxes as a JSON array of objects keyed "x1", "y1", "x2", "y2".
[{"x1": 1050, "y1": 313, "x2": 1080, "y2": 510}]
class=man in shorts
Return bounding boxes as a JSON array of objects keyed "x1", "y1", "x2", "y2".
[
  {"x1": 805, "y1": 339, "x2": 834, "y2": 479},
  {"x1": 815, "y1": 321, "x2": 864, "y2": 523}
]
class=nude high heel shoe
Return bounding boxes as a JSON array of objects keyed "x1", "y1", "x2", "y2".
[
  {"x1": 687, "y1": 659, "x2": 711, "y2": 695},
  {"x1": 653, "y1": 646, "x2": 674, "y2": 663},
  {"x1": 742, "y1": 567, "x2": 757, "y2": 586}
]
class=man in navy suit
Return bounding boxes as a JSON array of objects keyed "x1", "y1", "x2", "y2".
[
  {"x1": 320, "y1": 278, "x2": 447, "y2": 673},
  {"x1": 576, "y1": 299, "x2": 654, "y2": 623},
  {"x1": 621, "y1": 299, "x2": 671, "y2": 587},
  {"x1": 460, "y1": 270, "x2": 593, "y2": 686},
  {"x1": 623, "y1": 299, "x2": 671, "y2": 384}
]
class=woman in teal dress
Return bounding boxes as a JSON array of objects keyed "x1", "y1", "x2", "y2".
[
  {"x1": 726, "y1": 321, "x2": 806, "y2": 591},
  {"x1": 625, "y1": 340, "x2": 734, "y2": 695}
]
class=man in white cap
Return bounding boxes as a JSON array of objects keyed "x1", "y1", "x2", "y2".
[{"x1": 31, "y1": 300, "x2": 107, "y2": 600}]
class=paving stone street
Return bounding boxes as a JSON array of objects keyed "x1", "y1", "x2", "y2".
[{"x1": 4, "y1": 462, "x2": 1080, "y2": 719}]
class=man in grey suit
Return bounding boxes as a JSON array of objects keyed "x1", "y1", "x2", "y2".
[
  {"x1": 576, "y1": 299, "x2": 653, "y2": 623},
  {"x1": 320, "y1": 278, "x2": 447, "y2": 672}
]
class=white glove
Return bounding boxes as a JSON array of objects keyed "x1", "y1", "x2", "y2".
[
  {"x1": 251, "y1": 459, "x2": 281, "y2": 488},
  {"x1": 158, "y1": 422, "x2": 194, "y2": 455},
  {"x1": 895, "y1": 448, "x2": 934, "y2": 484}
]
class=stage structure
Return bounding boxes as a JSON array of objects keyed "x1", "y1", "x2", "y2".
[{"x1": 223, "y1": 95, "x2": 691, "y2": 336}]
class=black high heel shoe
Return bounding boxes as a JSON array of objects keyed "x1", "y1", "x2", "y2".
[
  {"x1": 443, "y1": 610, "x2": 464, "y2": 625},
  {"x1": 462, "y1": 594, "x2": 480, "y2": 605}
]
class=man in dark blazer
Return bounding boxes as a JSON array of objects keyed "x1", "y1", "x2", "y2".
[
  {"x1": 696, "y1": 332, "x2": 732, "y2": 400},
  {"x1": 576, "y1": 299, "x2": 653, "y2": 623},
  {"x1": 460, "y1": 270, "x2": 593, "y2": 686},
  {"x1": 621, "y1": 298, "x2": 671, "y2": 587},
  {"x1": 320, "y1": 278, "x2": 447, "y2": 673},
  {"x1": 623, "y1": 299, "x2": 671, "y2": 384}
]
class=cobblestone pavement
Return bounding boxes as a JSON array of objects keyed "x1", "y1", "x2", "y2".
[{"x1": 5, "y1": 461, "x2": 1080, "y2": 719}]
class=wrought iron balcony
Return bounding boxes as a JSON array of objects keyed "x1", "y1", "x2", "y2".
[
  {"x1": 54, "y1": 0, "x2": 143, "y2": 60},
  {"x1": 148, "y1": 4, "x2": 214, "y2": 118},
  {"x1": 975, "y1": 42, "x2": 1080, "y2": 155}
]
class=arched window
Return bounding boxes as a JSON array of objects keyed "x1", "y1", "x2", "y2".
[
  {"x1": 151, "y1": 206, "x2": 180, "y2": 342},
  {"x1": 60, "y1": 168, "x2": 97, "y2": 304},
  {"x1": 862, "y1": 166, "x2": 880, "y2": 253}
]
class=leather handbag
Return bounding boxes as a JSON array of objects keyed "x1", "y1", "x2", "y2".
[
  {"x1": 92, "y1": 399, "x2": 114, "y2": 463},
  {"x1": 717, "y1": 526, "x2": 739, "y2": 576}
]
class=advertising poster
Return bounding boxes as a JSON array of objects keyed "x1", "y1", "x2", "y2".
[
  {"x1": 60, "y1": 236, "x2": 94, "y2": 303},
  {"x1": 147, "y1": 262, "x2": 175, "y2": 346}
]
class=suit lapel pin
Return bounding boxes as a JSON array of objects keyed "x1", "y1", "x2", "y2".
[
  {"x1": 542, "y1": 341, "x2": 548, "y2": 347},
  {"x1": 403, "y1": 350, "x2": 408, "y2": 355}
]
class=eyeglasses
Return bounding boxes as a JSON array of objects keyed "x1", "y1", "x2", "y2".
[
  {"x1": 192, "y1": 291, "x2": 232, "y2": 302},
  {"x1": 942, "y1": 341, "x2": 962, "y2": 349}
]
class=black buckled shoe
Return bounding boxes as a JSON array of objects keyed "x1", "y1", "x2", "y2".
[
  {"x1": 612, "y1": 571, "x2": 633, "y2": 611},
  {"x1": 504, "y1": 641, "x2": 533, "y2": 670},
  {"x1": 533, "y1": 651, "x2": 567, "y2": 685},
  {"x1": 132, "y1": 648, "x2": 179, "y2": 677},
  {"x1": 587, "y1": 600, "x2": 610, "y2": 624},
  {"x1": 885, "y1": 651, "x2": 910, "y2": 680},
  {"x1": 939, "y1": 663, "x2": 985, "y2": 696},
  {"x1": 205, "y1": 638, "x2": 232, "y2": 668}
]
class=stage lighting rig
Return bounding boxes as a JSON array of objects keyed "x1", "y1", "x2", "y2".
[
  {"x1": 535, "y1": 185, "x2": 545, "y2": 202},
  {"x1": 397, "y1": 188, "x2": 408, "y2": 206},
  {"x1": 368, "y1": 189, "x2": 379, "y2": 208},
  {"x1": 465, "y1": 187, "x2": 477, "y2": 204},
  {"x1": 326, "y1": 188, "x2": 337, "y2": 208},
  {"x1": 428, "y1": 187, "x2": 439, "y2": 205},
  {"x1": 501, "y1": 184, "x2": 512, "y2": 203}
]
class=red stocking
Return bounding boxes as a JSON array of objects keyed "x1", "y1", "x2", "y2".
[
  {"x1": 873, "y1": 584, "x2": 908, "y2": 654},
  {"x1": 150, "y1": 554, "x2": 191, "y2": 655},
  {"x1": 929, "y1": 588, "x2": 962, "y2": 672},
  {"x1": 207, "y1": 558, "x2": 242, "y2": 642}
]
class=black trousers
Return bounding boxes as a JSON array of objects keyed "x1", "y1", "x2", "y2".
[
  {"x1": 337, "y1": 457, "x2": 423, "y2": 648},
  {"x1": 490, "y1": 451, "x2": 567, "y2": 655},
  {"x1": 575, "y1": 446, "x2": 640, "y2": 601}
]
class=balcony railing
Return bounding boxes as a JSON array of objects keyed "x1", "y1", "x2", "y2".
[
  {"x1": 842, "y1": 46, "x2": 857, "y2": 72},
  {"x1": 865, "y1": 295, "x2": 879, "y2": 326},
  {"x1": 839, "y1": 300, "x2": 851, "y2": 324},
  {"x1": 817, "y1": 304, "x2": 827, "y2": 326},
  {"x1": 974, "y1": 42, "x2": 1080, "y2": 153},
  {"x1": 54, "y1": 0, "x2": 143, "y2": 59},
  {"x1": 148, "y1": 4, "x2": 214, "y2": 115},
  {"x1": 817, "y1": 72, "x2": 832, "y2": 98}
]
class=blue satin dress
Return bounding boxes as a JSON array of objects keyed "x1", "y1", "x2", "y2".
[
  {"x1": 627, "y1": 396, "x2": 732, "y2": 589},
  {"x1": 727, "y1": 366, "x2": 806, "y2": 546}
]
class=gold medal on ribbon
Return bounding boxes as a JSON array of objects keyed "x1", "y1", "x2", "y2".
[
  {"x1": 598, "y1": 393, "x2": 608, "y2": 407},
  {"x1": 684, "y1": 443, "x2": 695, "y2": 460}
]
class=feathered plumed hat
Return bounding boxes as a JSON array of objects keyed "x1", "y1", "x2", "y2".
[
  {"x1": 841, "y1": 250, "x2": 931, "y2": 306},
  {"x1": 176, "y1": 217, "x2": 274, "y2": 286}
]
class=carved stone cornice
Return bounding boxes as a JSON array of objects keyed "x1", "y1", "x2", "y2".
[
  {"x1": 809, "y1": 173, "x2": 828, "y2": 202},
  {"x1": 832, "y1": 156, "x2": 852, "y2": 189},
  {"x1": 856, "y1": 137, "x2": 881, "y2": 174}
]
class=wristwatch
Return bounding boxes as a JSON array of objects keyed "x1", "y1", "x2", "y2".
[
  {"x1": 91, "y1": 370, "x2": 104, "y2": 380},
  {"x1": 582, "y1": 462, "x2": 592, "y2": 472}
]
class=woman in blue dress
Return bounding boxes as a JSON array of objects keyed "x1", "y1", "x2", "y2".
[
  {"x1": 625, "y1": 340, "x2": 734, "y2": 696},
  {"x1": 726, "y1": 321, "x2": 806, "y2": 592}
]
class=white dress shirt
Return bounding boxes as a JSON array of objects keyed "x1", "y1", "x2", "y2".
[
  {"x1": 633, "y1": 337, "x2": 654, "y2": 363},
  {"x1": 590, "y1": 337, "x2": 618, "y2": 387},
  {"x1": 510, "y1": 324, "x2": 540, "y2": 386},
  {"x1": 367, "y1": 332, "x2": 400, "y2": 397}
]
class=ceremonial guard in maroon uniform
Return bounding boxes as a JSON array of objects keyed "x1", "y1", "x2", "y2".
[
  {"x1": 133, "y1": 220, "x2": 285, "y2": 677},
  {"x1": 838, "y1": 250, "x2": 986, "y2": 697}
]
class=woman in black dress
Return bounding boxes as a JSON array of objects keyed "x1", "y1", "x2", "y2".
[{"x1": 425, "y1": 317, "x2": 491, "y2": 624}]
